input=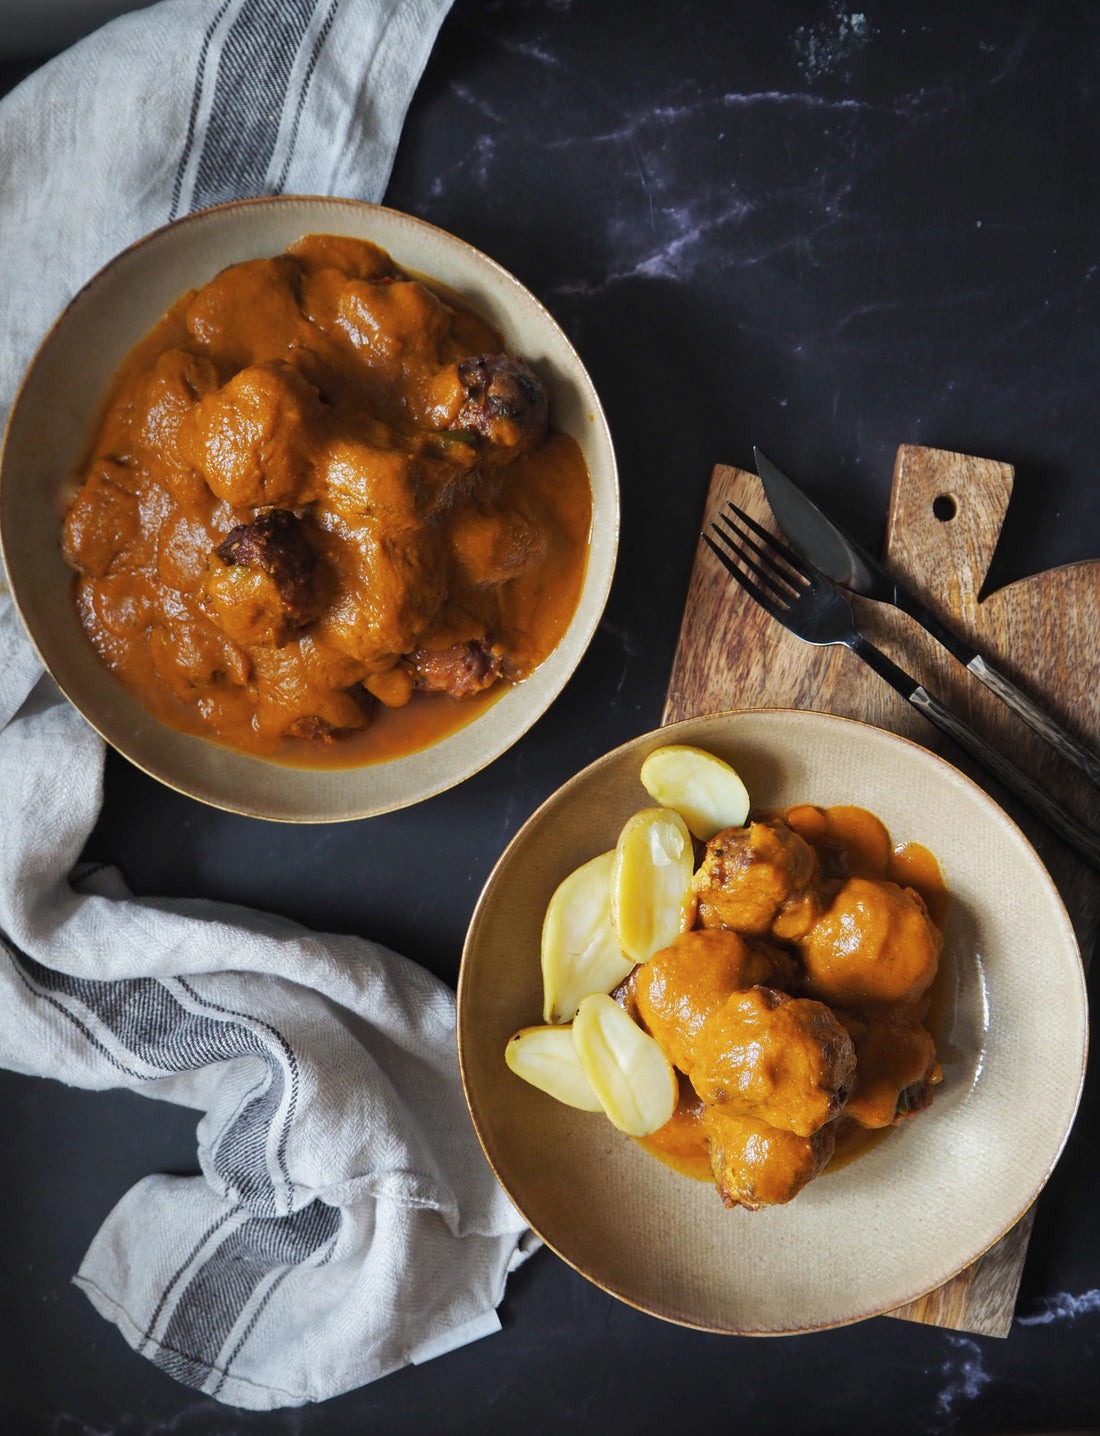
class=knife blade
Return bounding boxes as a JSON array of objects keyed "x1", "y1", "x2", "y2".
[{"x1": 754, "y1": 447, "x2": 1100, "y2": 789}]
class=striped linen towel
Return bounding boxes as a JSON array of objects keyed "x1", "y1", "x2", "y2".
[{"x1": 0, "y1": 0, "x2": 532, "y2": 1411}]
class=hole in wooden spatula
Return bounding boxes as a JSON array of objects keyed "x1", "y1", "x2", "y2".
[{"x1": 932, "y1": 493, "x2": 957, "y2": 521}]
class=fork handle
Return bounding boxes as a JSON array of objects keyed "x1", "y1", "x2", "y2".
[
  {"x1": 891, "y1": 586, "x2": 1100, "y2": 788},
  {"x1": 850, "y1": 633, "x2": 1100, "y2": 871}
]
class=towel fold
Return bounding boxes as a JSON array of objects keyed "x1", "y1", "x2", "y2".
[{"x1": 0, "y1": 0, "x2": 532, "y2": 1410}]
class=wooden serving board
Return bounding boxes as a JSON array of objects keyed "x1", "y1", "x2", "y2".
[{"x1": 663, "y1": 445, "x2": 1100, "y2": 1338}]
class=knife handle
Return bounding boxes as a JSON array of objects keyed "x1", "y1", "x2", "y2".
[
  {"x1": 891, "y1": 586, "x2": 1100, "y2": 789},
  {"x1": 851, "y1": 633, "x2": 1100, "y2": 872}
]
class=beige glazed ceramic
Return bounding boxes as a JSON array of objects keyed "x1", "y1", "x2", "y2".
[
  {"x1": 458, "y1": 709, "x2": 1088, "y2": 1334},
  {"x1": 0, "y1": 197, "x2": 618, "y2": 821}
]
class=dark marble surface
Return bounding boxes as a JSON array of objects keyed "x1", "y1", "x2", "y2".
[{"x1": 3, "y1": 1, "x2": 1100, "y2": 1432}]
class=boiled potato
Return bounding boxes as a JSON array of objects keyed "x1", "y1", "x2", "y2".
[
  {"x1": 611, "y1": 806, "x2": 694, "y2": 962},
  {"x1": 572, "y1": 993, "x2": 678, "y2": 1136},
  {"x1": 640, "y1": 743, "x2": 750, "y2": 840},
  {"x1": 541, "y1": 850, "x2": 636, "y2": 1024},
  {"x1": 505, "y1": 1024, "x2": 604, "y2": 1111}
]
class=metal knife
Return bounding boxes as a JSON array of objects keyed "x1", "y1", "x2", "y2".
[{"x1": 754, "y1": 447, "x2": 1100, "y2": 788}]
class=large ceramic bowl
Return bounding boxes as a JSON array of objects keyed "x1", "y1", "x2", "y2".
[
  {"x1": 0, "y1": 197, "x2": 618, "y2": 821},
  {"x1": 458, "y1": 709, "x2": 1088, "y2": 1333}
]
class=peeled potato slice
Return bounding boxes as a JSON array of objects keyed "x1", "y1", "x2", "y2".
[
  {"x1": 541, "y1": 850, "x2": 636, "y2": 1024},
  {"x1": 572, "y1": 993, "x2": 678, "y2": 1135},
  {"x1": 611, "y1": 806, "x2": 694, "y2": 963},
  {"x1": 505, "y1": 1025, "x2": 604, "y2": 1111},
  {"x1": 639, "y1": 743, "x2": 751, "y2": 840}
]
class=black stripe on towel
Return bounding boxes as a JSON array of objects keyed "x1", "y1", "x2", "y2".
[
  {"x1": 4, "y1": 933, "x2": 337, "y2": 1380},
  {"x1": 5, "y1": 942, "x2": 299, "y2": 1217},
  {"x1": 189, "y1": 0, "x2": 323, "y2": 213},
  {"x1": 169, "y1": 0, "x2": 235, "y2": 221},
  {"x1": 137, "y1": 1205, "x2": 242, "y2": 1358},
  {"x1": 274, "y1": 0, "x2": 340, "y2": 193},
  {"x1": 152, "y1": 1200, "x2": 341, "y2": 1390}
]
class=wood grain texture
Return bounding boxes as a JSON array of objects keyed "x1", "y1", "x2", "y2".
[{"x1": 663, "y1": 446, "x2": 1099, "y2": 1338}]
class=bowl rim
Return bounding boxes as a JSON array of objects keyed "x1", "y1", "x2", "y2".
[
  {"x1": 0, "y1": 195, "x2": 620, "y2": 821},
  {"x1": 458, "y1": 706, "x2": 1088, "y2": 1334}
]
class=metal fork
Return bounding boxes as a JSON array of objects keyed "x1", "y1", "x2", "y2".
[{"x1": 704, "y1": 501, "x2": 1100, "y2": 871}]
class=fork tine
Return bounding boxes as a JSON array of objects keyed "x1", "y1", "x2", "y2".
[
  {"x1": 712, "y1": 511, "x2": 801, "y2": 607},
  {"x1": 711, "y1": 496, "x2": 1100, "y2": 870},
  {"x1": 701, "y1": 532, "x2": 783, "y2": 618},
  {"x1": 721, "y1": 500, "x2": 813, "y2": 579}
]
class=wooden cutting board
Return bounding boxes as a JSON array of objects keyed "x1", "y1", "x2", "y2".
[{"x1": 663, "y1": 445, "x2": 1099, "y2": 1338}]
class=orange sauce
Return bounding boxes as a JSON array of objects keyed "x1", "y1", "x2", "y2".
[
  {"x1": 60, "y1": 234, "x2": 591, "y2": 765},
  {"x1": 637, "y1": 1074, "x2": 712, "y2": 1182},
  {"x1": 638, "y1": 803, "x2": 948, "y2": 1186},
  {"x1": 826, "y1": 1116, "x2": 895, "y2": 1172},
  {"x1": 268, "y1": 681, "x2": 502, "y2": 770}
]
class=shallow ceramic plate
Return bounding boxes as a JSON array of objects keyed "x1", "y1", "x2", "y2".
[
  {"x1": 0, "y1": 197, "x2": 618, "y2": 821},
  {"x1": 458, "y1": 709, "x2": 1088, "y2": 1333}
]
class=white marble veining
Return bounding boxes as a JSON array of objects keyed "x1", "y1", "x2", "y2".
[
  {"x1": 794, "y1": 3, "x2": 875, "y2": 82},
  {"x1": 935, "y1": 1336, "x2": 993, "y2": 1415},
  {"x1": 1017, "y1": 1288, "x2": 1100, "y2": 1326}
]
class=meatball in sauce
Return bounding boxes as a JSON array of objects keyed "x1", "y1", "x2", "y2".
[
  {"x1": 61, "y1": 234, "x2": 592, "y2": 765},
  {"x1": 634, "y1": 805, "x2": 947, "y2": 1210}
]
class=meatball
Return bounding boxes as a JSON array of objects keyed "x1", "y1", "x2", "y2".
[
  {"x1": 691, "y1": 986, "x2": 856, "y2": 1137},
  {"x1": 284, "y1": 702, "x2": 376, "y2": 744},
  {"x1": 280, "y1": 680, "x2": 377, "y2": 744},
  {"x1": 133, "y1": 348, "x2": 224, "y2": 506},
  {"x1": 288, "y1": 232, "x2": 396, "y2": 281},
  {"x1": 634, "y1": 928, "x2": 796, "y2": 1077},
  {"x1": 215, "y1": 509, "x2": 318, "y2": 611},
  {"x1": 404, "y1": 637, "x2": 506, "y2": 698},
  {"x1": 177, "y1": 361, "x2": 323, "y2": 508},
  {"x1": 840, "y1": 1009, "x2": 940, "y2": 1129},
  {"x1": 702, "y1": 1106, "x2": 836, "y2": 1210},
  {"x1": 799, "y1": 877, "x2": 942, "y2": 1006},
  {"x1": 146, "y1": 613, "x2": 248, "y2": 701},
  {"x1": 61, "y1": 464, "x2": 141, "y2": 579},
  {"x1": 206, "y1": 509, "x2": 320, "y2": 647},
  {"x1": 335, "y1": 276, "x2": 450, "y2": 369},
  {"x1": 693, "y1": 816, "x2": 825, "y2": 940},
  {"x1": 450, "y1": 353, "x2": 549, "y2": 459}
]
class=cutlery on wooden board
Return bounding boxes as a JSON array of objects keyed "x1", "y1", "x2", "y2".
[
  {"x1": 704, "y1": 499, "x2": 1100, "y2": 871},
  {"x1": 754, "y1": 447, "x2": 1100, "y2": 788}
]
